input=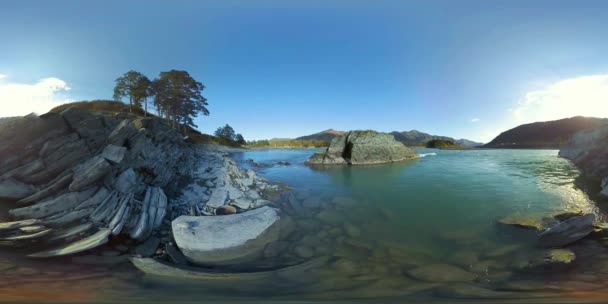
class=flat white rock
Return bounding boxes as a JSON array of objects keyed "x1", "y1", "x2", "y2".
[{"x1": 172, "y1": 206, "x2": 280, "y2": 266}]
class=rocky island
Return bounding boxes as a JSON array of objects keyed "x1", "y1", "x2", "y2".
[{"x1": 306, "y1": 130, "x2": 418, "y2": 165}]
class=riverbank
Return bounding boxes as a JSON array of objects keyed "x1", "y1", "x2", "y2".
[{"x1": 3, "y1": 108, "x2": 608, "y2": 302}]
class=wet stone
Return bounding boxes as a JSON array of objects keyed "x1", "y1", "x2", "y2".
[
  {"x1": 135, "y1": 236, "x2": 161, "y2": 257},
  {"x1": 263, "y1": 241, "x2": 289, "y2": 258},
  {"x1": 165, "y1": 243, "x2": 188, "y2": 265},
  {"x1": 434, "y1": 283, "x2": 515, "y2": 299},
  {"x1": 215, "y1": 205, "x2": 237, "y2": 215},
  {"x1": 407, "y1": 264, "x2": 477, "y2": 283}
]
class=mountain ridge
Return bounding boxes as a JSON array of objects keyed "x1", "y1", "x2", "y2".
[
  {"x1": 296, "y1": 129, "x2": 483, "y2": 147},
  {"x1": 484, "y1": 116, "x2": 608, "y2": 149}
]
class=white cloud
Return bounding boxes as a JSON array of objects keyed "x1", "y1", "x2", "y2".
[
  {"x1": 513, "y1": 74, "x2": 608, "y2": 124},
  {"x1": 470, "y1": 118, "x2": 480, "y2": 123},
  {"x1": 0, "y1": 75, "x2": 73, "y2": 117}
]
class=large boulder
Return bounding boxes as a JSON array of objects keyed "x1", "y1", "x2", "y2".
[
  {"x1": 538, "y1": 213, "x2": 595, "y2": 247},
  {"x1": 306, "y1": 130, "x2": 418, "y2": 165},
  {"x1": 172, "y1": 206, "x2": 281, "y2": 266}
]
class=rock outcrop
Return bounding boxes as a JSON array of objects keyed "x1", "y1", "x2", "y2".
[
  {"x1": 306, "y1": 130, "x2": 418, "y2": 165},
  {"x1": 0, "y1": 105, "x2": 283, "y2": 264},
  {"x1": 172, "y1": 206, "x2": 281, "y2": 266},
  {"x1": 559, "y1": 124, "x2": 608, "y2": 198},
  {"x1": 0, "y1": 107, "x2": 191, "y2": 257}
]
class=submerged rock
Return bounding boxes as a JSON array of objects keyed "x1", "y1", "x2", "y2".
[
  {"x1": 28, "y1": 228, "x2": 111, "y2": 258},
  {"x1": 434, "y1": 283, "x2": 515, "y2": 299},
  {"x1": 306, "y1": 130, "x2": 418, "y2": 165},
  {"x1": 497, "y1": 213, "x2": 558, "y2": 230},
  {"x1": 538, "y1": 213, "x2": 595, "y2": 247},
  {"x1": 172, "y1": 206, "x2": 281, "y2": 266},
  {"x1": 406, "y1": 264, "x2": 477, "y2": 283},
  {"x1": 135, "y1": 236, "x2": 161, "y2": 257},
  {"x1": 525, "y1": 249, "x2": 576, "y2": 270}
]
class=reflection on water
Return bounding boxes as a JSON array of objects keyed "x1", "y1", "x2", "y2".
[{"x1": 0, "y1": 148, "x2": 607, "y2": 303}]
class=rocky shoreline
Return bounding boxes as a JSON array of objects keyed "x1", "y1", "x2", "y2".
[
  {"x1": 0, "y1": 107, "x2": 290, "y2": 270},
  {"x1": 559, "y1": 123, "x2": 608, "y2": 199}
]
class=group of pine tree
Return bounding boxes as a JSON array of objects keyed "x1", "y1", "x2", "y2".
[
  {"x1": 113, "y1": 70, "x2": 248, "y2": 145},
  {"x1": 113, "y1": 70, "x2": 209, "y2": 133},
  {"x1": 112, "y1": 70, "x2": 329, "y2": 148}
]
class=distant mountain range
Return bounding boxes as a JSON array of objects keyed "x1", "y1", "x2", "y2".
[
  {"x1": 455, "y1": 138, "x2": 485, "y2": 148},
  {"x1": 484, "y1": 116, "x2": 608, "y2": 149},
  {"x1": 296, "y1": 129, "x2": 483, "y2": 147}
]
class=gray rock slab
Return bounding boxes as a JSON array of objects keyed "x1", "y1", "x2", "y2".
[
  {"x1": 0, "y1": 178, "x2": 37, "y2": 200},
  {"x1": 539, "y1": 213, "x2": 595, "y2": 247},
  {"x1": 172, "y1": 206, "x2": 280, "y2": 266}
]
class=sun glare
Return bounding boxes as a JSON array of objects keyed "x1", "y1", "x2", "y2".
[{"x1": 514, "y1": 74, "x2": 608, "y2": 123}]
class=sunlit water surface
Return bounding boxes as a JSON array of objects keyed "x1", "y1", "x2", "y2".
[{"x1": 2, "y1": 148, "x2": 608, "y2": 303}]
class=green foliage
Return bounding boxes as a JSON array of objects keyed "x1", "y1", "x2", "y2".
[
  {"x1": 214, "y1": 124, "x2": 236, "y2": 141},
  {"x1": 426, "y1": 139, "x2": 465, "y2": 149},
  {"x1": 113, "y1": 71, "x2": 151, "y2": 113},
  {"x1": 152, "y1": 70, "x2": 208, "y2": 130},
  {"x1": 235, "y1": 133, "x2": 246, "y2": 145},
  {"x1": 351, "y1": 130, "x2": 378, "y2": 136},
  {"x1": 246, "y1": 139, "x2": 330, "y2": 148}
]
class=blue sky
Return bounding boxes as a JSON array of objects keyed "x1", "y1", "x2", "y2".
[{"x1": 1, "y1": 1, "x2": 608, "y2": 142}]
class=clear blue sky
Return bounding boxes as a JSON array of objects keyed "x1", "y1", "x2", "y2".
[{"x1": 1, "y1": 0, "x2": 608, "y2": 142}]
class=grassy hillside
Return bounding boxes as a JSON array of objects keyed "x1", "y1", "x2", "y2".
[
  {"x1": 426, "y1": 139, "x2": 466, "y2": 149},
  {"x1": 49, "y1": 100, "x2": 240, "y2": 146},
  {"x1": 390, "y1": 130, "x2": 454, "y2": 146}
]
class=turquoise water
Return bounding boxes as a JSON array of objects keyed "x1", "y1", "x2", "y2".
[{"x1": 0, "y1": 148, "x2": 606, "y2": 303}]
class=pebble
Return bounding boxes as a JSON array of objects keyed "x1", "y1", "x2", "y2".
[{"x1": 215, "y1": 205, "x2": 237, "y2": 215}]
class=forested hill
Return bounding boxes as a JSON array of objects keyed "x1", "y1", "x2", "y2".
[
  {"x1": 296, "y1": 129, "x2": 346, "y2": 141},
  {"x1": 390, "y1": 130, "x2": 454, "y2": 146},
  {"x1": 297, "y1": 129, "x2": 483, "y2": 147},
  {"x1": 484, "y1": 116, "x2": 608, "y2": 149}
]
